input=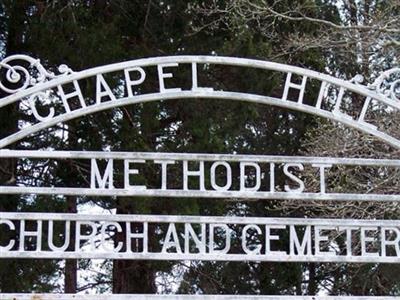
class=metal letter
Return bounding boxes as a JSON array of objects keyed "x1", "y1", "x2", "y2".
[
  {"x1": 126, "y1": 222, "x2": 148, "y2": 253},
  {"x1": 240, "y1": 162, "x2": 261, "y2": 191},
  {"x1": 381, "y1": 227, "x2": 400, "y2": 257},
  {"x1": 154, "y1": 160, "x2": 175, "y2": 190},
  {"x1": 289, "y1": 225, "x2": 312, "y2": 256},
  {"x1": 184, "y1": 223, "x2": 206, "y2": 254},
  {"x1": 75, "y1": 221, "x2": 97, "y2": 251},
  {"x1": 0, "y1": 220, "x2": 15, "y2": 251},
  {"x1": 91, "y1": 159, "x2": 114, "y2": 189},
  {"x1": 19, "y1": 219, "x2": 42, "y2": 251},
  {"x1": 311, "y1": 164, "x2": 332, "y2": 194},
  {"x1": 124, "y1": 160, "x2": 147, "y2": 190},
  {"x1": 183, "y1": 160, "x2": 205, "y2": 191},
  {"x1": 242, "y1": 224, "x2": 262, "y2": 255},
  {"x1": 210, "y1": 161, "x2": 232, "y2": 191},
  {"x1": 124, "y1": 67, "x2": 146, "y2": 97},
  {"x1": 361, "y1": 227, "x2": 379, "y2": 257},
  {"x1": 48, "y1": 220, "x2": 70, "y2": 252},
  {"x1": 265, "y1": 225, "x2": 286, "y2": 256},
  {"x1": 209, "y1": 224, "x2": 231, "y2": 254},
  {"x1": 162, "y1": 223, "x2": 182, "y2": 253},
  {"x1": 282, "y1": 72, "x2": 307, "y2": 103},
  {"x1": 314, "y1": 226, "x2": 335, "y2": 256},
  {"x1": 157, "y1": 63, "x2": 182, "y2": 93},
  {"x1": 191, "y1": 62, "x2": 213, "y2": 92},
  {"x1": 100, "y1": 222, "x2": 123, "y2": 252},
  {"x1": 28, "y1": 92, "x2": 55, "y2": 122},
  {"x1": 96, "y1": 74, "x2": 116, "y2": 103},
  {"x1": 283, "y1": 163, "x2": 305, "y2": 193},
  {"x1": 57, "y1": 80, "x2": 86, "y2": 113}
]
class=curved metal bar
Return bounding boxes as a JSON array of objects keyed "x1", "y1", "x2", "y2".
[
  {"x1": 0, "y1": 56, "x2": 399, "y2": 149},
  {"x1": 0, "y1": 90, "x2": 399, "y2": 149},
  {"x1": 0, "y1": 55, "x2": 398, "y2": 108}
]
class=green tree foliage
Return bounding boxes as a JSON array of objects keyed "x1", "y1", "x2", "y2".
[
  {"x1": 0, "y1": 1, "x2": 63, "y2": 293},
  {"x1": 281, "y1": 118, "x2": 400, "y2": 295}
]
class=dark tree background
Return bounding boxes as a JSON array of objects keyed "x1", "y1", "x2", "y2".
[{"x1": 0, "y1": 0, "x2": 399, "y2": 296}]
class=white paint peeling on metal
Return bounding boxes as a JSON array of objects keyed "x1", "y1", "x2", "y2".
[
  {"x1": 0, "y1": 186, "x2": 399, "y2": 201},
  {"x1": 0, "y1": 150, "x2": 399, "y2": 166},
  {"x1": 3, "y1": 212, "x2": 399, "y2": 225}
]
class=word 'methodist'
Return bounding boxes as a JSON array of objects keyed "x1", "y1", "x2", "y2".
[{"x1": 91, "y1": 158, "x2": 330, "y2": 194}]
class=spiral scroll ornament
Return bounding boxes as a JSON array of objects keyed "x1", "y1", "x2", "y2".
[
  {"x1": 0, "y1": 54, "x2": 73, "y2": 95},
  {"x1": 368, "y1": 68, "x2": 400, "y2": 101}
]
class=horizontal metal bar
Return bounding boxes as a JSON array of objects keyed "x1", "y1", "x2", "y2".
[
  {"x1": 1, "y1": 186, "x2": 399, "y2": 201},
  {"x1": 3, "y1": 251, "x2": 400, "y2": 263},
  {"x1": 1, "y1": 150, "x2": 399, "y2": 166},
  {"x1": 0, "y1": 294, "x2": 397, "y2": 300},
  {"x1": 2, "y1": 212, "x2": 400, "y2": 226}
]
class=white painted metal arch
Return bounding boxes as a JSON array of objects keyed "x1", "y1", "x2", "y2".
[{"x1": 0, "y1": 55, "x2": 399, "y2": 149}]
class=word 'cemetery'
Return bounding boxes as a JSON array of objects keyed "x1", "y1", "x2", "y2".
[{"x1": 1, "y1": 214, "x2": 400, "y2": 263}]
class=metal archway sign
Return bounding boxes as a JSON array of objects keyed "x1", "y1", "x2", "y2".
[
  {"x1": 0, "y1": 55, "x2": 399, "y2": 149},
  {"x1": 0, "y1": 55, "x2": 400, "y2": 299}
]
